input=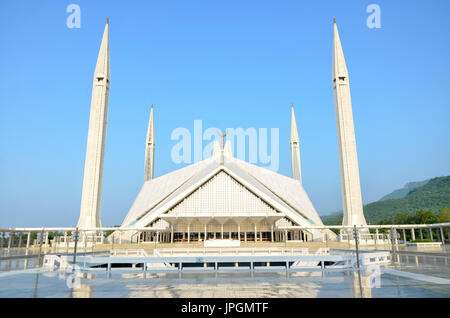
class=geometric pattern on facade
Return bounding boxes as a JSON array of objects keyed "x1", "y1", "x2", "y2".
[{"x1": 166, "y1": 171, "x2": 279, "y2": 218}]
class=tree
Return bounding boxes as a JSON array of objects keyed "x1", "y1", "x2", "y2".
[
  {"x1": 411, "y1": 210, "x2": 438, "y2": 224},
  {"x1": 438, "y1": 207, "x2": 450, "y2": 223},
  {"x1": 393, "y1": 213, "x2": 411, "y2": 224}
]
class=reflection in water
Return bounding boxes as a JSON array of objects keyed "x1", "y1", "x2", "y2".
[
  {"x1": 1, "y1": 247, "x2": 450, "y2": 298},
  {"x1": 124, "y1": 272, "x2": 323, "y2": 298},
  {"x1": 0, "y1": 266, "x2": 448, "y2": 298},
  {"x1": 351, "y1": 269, "x2": 372, "y2": 298},
  {"x1": 32, "y1": 273, "x2": 39, "y2": 298},
  {"x1": 71, "y1": 283, "x2": 94, "y2": 298}
]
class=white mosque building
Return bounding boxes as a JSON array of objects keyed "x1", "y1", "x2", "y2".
[{"x1": 76, "y1": 18, "x2": 367, "y2": 244}]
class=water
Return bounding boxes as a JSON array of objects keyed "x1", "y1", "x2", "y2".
[
  {"x1": 0, "y1": 266, "x2": 449, "y2": 298},
  {"x1": 0, "y1": 248, "x2": 449, "y2": 298}
]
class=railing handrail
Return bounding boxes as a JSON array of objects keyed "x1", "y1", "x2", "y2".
[
  {"x1": 153, "y1": 247, "x2": 312, "y2": 256},
  {"x1": 1, "y1": 222, "x2": 449, "y2": 232}
]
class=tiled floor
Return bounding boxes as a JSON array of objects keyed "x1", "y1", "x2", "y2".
[
  {"x1": 0, "y1": 266, "x2": 449, "y2": 298},
  {"x1": 1, "y1": 247, "x2": 449, "y2": 298}
]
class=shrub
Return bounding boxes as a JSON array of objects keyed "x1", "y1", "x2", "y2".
[{"x1": 411, "y1": 239, "x2": 433, "y2": 243}]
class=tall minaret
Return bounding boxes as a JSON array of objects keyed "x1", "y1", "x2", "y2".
[
  {"x1": 144, "y1": 104, "x2": 155, "y2": 182},
  {"x1": 290, "y1": 104, "x2": 302, "y2": 183},
  {"x1": 77, "y1": 19, "x2": 110, "y2": 228},
  {"x1": 332, "y1": 18, "x2": 367, "y2": 228}
]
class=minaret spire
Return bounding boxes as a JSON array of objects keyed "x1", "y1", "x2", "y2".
[
  {"x1": 290, "y1": 104, "x2": 302, "y2": 183},
  {"x1": 78, "y1": 20, "x2": 110, "y2": 228},
  {"x1": 332, "y1": 20, "x2": 367, "y2": 228},
  {"x1": 144, "y1": 104, "x2": 155, "y2": 182}
]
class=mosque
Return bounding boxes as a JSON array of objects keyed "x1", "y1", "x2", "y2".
[{"x1": 76, "y1": 18, "x2": 367, "y2": 243}]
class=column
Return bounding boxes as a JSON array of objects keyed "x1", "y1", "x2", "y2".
[
  {"x1": 237, "y1": 224, "x2": 241, "y2": 242},
  {"x1": 254, "y1": 223, "x2": 257, "y2": 242},
  {"x1": 18, "y1": 232, "x2": 23, "y2": 248},
  {"x1": 271, "y1": 225, "x2": 274, "y2": 242},
  {"x1": 8, "y1": 232, "x2": 12, "y2": 251},
  {"x1": 45, "y1": 231, "x2": 49, "y2": 247},
  {"x1": 221, "y1": 224, "x2": 224, "y2": 239},
  {"x1": 171, "y1": 225, "x2": 174, "y2": 244},
  {"x1": 63, "y1": 232, "x2": 67, "y2": 249},
  {"x1": 420, "y1": 229, "x2": 423, "y2": 240},
  {"x1": 411, "y1": 228, "x2": 416, "y2": 241},
  {"x1": 440, "y1": 228, "x2": 445, "y2": 244},
  {"x1": 436, "y1": 229, "x2": 441, "y2": 243},
  {"x1": 26, "y1": 232, "x2": 31, "y2": 250},
  {"x1": 394, "y1": 229, "x2": 398, "y2": 245},
  {"x1": 204, "y1": 224, "x2": 207, "y2": 241},
  {"x1": 402, "y1": 229, "x2": 406, "y2": 243},
  {"x1": 244, "y1": 231, "x2": 247, "y2": 242},
  {"x1": 188, "y1": 224, "x2": 191, "y2": 243},
  {"x1": 428, "y1": 228, "x2": 433, "y2": 241}
]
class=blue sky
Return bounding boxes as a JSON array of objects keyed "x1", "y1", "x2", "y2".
[{"x1": 0, "y1": 0, "x2": 449, "y2": 227}]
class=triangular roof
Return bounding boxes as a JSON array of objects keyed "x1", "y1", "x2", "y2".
[
  {"x1": 163, "y1": 169, "x2": 282, "y2": 220},
  {"x1": 121, "y1": 142, "x2": 324, "y2": 230}
]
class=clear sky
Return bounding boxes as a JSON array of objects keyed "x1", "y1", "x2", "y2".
[{"x1": 0, "y1": 0, "x2": 449, "y2": 227}]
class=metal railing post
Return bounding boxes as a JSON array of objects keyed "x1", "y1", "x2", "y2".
[
  {"x1": 354, "y1": 225, "x2": 361, "y2": 269},
  {"x1": 36, "y1": 228, "x2": 44, "y2": 268},
  {"x1": 72, "y1": 228, "x2": 79, "y2": 276},
  {"x1": 353, "y1": 225, "x2": 363, "y2": 297},
  {"x1": 390, "y1": 228, "x2": 397, "y2": 263}
]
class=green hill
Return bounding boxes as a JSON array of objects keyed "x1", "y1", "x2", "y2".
[
  {"x1": 322, "y1": 176, "x2": 450, "y2": 225},
  {"x1": 378, "y1": 179, "x2": 429, "y2": 201}
]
